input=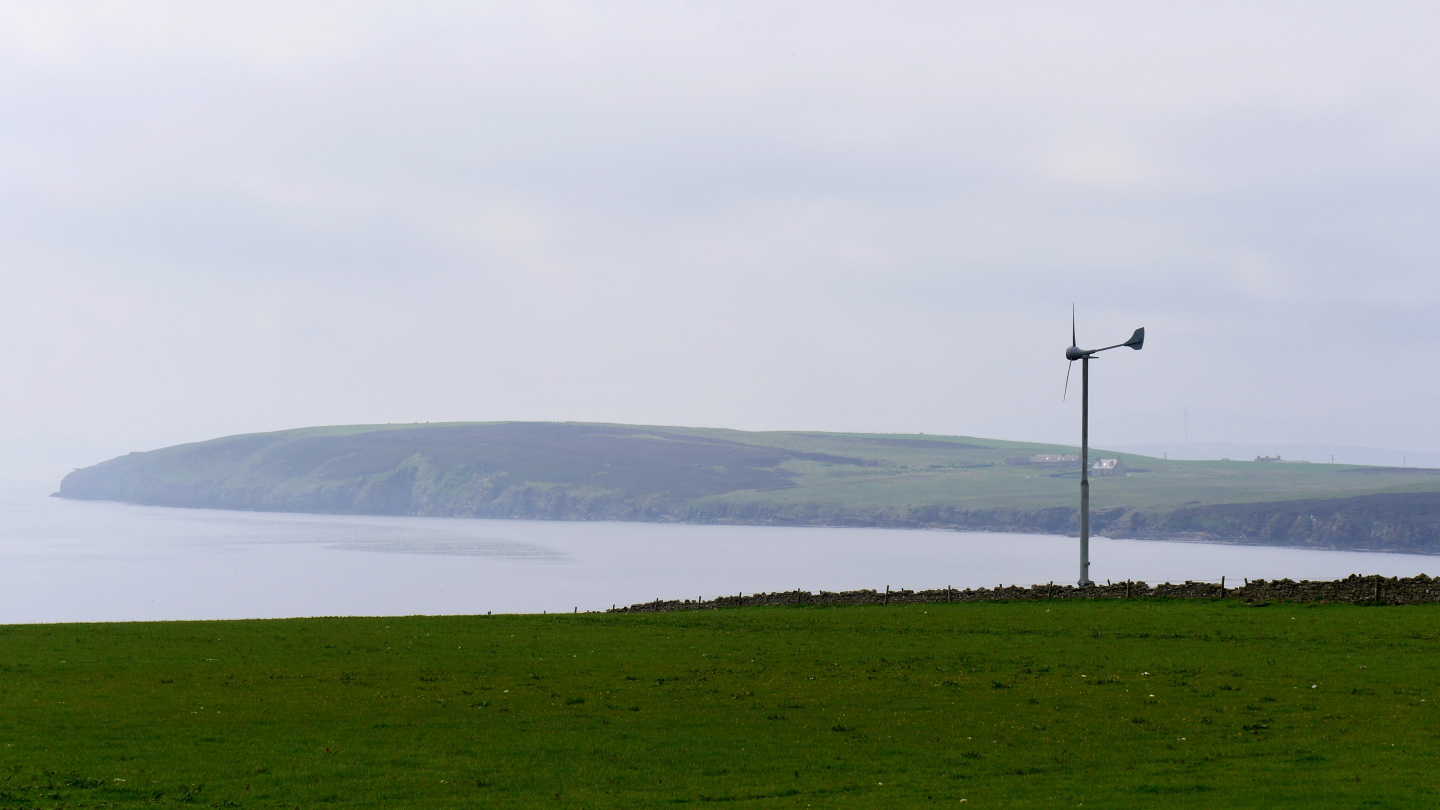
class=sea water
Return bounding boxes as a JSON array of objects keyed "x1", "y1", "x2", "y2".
[{"x1": 0, "y1": 488, "x2": 1435, "y2": 624}]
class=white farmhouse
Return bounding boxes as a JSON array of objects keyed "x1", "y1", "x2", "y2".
[{"x1": 1090, "y1": 458, "x2": 1126, "y2": 477}]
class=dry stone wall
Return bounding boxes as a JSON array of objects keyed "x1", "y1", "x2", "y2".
[{"x1": 609, "y1": 574, "x2": 1440, "y2": 612}]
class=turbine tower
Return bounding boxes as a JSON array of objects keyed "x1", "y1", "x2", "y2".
[{"x1": 1064, "y1": 311, "x2": 1144, "y2": 586}]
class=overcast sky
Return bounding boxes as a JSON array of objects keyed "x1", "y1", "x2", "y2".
[{"x1": 3, "y1": 1, "x2": 1438, "y2": 470}]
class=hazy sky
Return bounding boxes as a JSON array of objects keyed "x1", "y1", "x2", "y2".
[{"x1": 4, "y1": 2, "x2": 1438, "y2": 468}]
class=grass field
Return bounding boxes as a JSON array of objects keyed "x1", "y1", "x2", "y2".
[
  {"x1": 57, "y1": 421, "x2": 1440, "y2": 523},
  {"x1": 3, "y1": 602, "x2": 1437, "y2": 807}
]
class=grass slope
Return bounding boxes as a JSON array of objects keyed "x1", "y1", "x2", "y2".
[
  {"x1": 55, "y1": 421, "x2": 1440, "y2": 549},
  {"x1": 2, "y1": 602, "x2": 1437, "y2": 808},
  {"x1": 58, "y1": 421, "x2": 1440, "y2": 510}
]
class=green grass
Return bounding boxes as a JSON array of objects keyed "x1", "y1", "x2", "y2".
[
  {"x1": 58, "y1": 421, "x2": 1440, "y2": 517},
  {"x1": 56, "y1": 422, "x2": 1440, "y2": 552},
  {"x1": 2, "y1": 601, "x2": 1437, "y2": 807},
  {"x1": 713, "y1": 429, "x2": 1440, "y2": 511}
]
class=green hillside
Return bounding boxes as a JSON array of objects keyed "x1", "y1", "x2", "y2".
[{"x1": 56, "y1": 421, "x2": 1440, "y2": 551}]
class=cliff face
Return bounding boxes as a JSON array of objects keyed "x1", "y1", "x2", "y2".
[
  {"x1": 60, "y1": 459, "x2": 1440, "y2": 553},
  {"x1": 55, "y1": 423, "x2": 815, "y2": 521},
  {"x1": 1143, "y1": 492, "x2": 1440, "y2": 553},
  {"x1": 54, "y1": 422, "x2": 1440, "y2": 554},
  {"x1": 668, "y1": 496, "x2": 1440, "y2": 553}
]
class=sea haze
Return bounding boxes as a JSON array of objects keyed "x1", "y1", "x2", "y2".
[{"x1": 1, "y1": 489, "x2": 1435, "y2": 624}]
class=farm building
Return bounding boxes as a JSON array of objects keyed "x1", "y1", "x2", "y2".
[
  {"x1": 1090, "y1": 458, "x2": 1126, "y2": 476},
  {"x1": 1029, "y1": 454, "x2": 1080, "y2": 467}
]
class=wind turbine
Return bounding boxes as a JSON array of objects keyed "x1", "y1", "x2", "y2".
[{"x1": 1064, "y1": 309, "x2": 1144, "y2": 586}]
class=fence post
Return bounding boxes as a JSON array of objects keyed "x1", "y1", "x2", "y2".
[{"x1": 1220, "y1": 576, "x2": 1225, "y2": 598}]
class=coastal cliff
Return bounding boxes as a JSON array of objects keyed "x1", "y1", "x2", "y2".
[{"x1": 56, "y1": 421, "x2": 1440, "y2": 553}]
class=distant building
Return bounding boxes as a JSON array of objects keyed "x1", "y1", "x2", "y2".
[
  {"x1": 1255, "y1": 455, "x2": 1282, "y2": 462},
  {"x1": 1029, "y1": 454, "x2": 1081, "y2": 467},
  {"x1": 1091, "y1": 458, "x2": 1126, "y2": 477}
]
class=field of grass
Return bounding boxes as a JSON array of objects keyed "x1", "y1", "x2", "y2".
[
  {"x1": 55, "y1": 422, "x2": 1440, "y2": 551},
  {"x1": 700, "y1": 429, "x2": 1440, "y2": 512},
  {"x1": 59, "y1": 421, "x2": 1440, "y2": 514},
  {"x1": 2, "y1": 601, "x2": 1437, "y2": 807}
]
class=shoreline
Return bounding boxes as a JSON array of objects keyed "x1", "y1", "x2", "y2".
[{"x1": 48, "y1": 492, "x2": 1440, "y2": 558}]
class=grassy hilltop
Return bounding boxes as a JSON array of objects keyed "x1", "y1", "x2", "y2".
[
  {"x1": 1, "y1": 602, "x2": 1437, "y2": 808},
  {"x1": 56, "y1": 421, "x2": 1440, "y2": 551}
]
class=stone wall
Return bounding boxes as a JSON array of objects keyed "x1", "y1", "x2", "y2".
[{"x1": 608, "y1": 574, "x2": 1440, "y2": 612}]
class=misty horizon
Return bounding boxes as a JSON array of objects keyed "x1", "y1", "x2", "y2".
[{"x1": 4, "y1": 2, "x2": 1439, "y2": 479}]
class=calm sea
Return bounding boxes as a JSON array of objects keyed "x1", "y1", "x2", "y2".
[{"x1": 1, "y1": 488, "x2": 1435, "y2": 624}]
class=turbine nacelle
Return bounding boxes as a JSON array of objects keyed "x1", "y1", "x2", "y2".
[
  {"x1": 1065, "y1": 327, "x2": 1145, "y2": 361},
  {"x1": 1063, "y1": 313, "x2": 1144, "y2": 402}
]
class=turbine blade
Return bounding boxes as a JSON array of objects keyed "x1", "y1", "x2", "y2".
[
  {"x1": 1071, "y1": 305, "x2": 1077, "y2": 347},
  {"x1": 1063, "y1": 360, "x2": 1073, "y2": 401}
]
